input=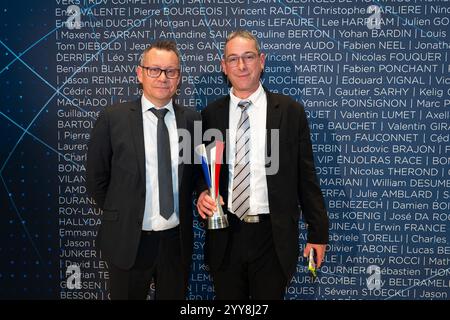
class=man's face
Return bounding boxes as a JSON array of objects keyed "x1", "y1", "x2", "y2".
[
  {"x1": 137, "y1": 48, "x2": 180, "y2": 107},
  {"x1": 221, "y1": 36, "x2": 265, "y2": 99}
]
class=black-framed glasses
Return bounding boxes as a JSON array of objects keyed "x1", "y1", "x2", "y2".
[
  {"x1": 140, "y1": 66, "x2": 180, "y2": 79},
  {"x1": 225, "y1": 52, "x2": 259, "y2": 67}
]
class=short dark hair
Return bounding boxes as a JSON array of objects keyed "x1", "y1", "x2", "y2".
[
  {"x1": 225, "y1": 30, "x2": 261, "y2": 56},
  {"x1": 139, "y1": 40, "x2": 181, "y2": 66}
]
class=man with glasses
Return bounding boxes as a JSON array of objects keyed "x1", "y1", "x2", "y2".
[
  {"x1": 197, "y1": 30, "x2": 329, "y2": 299},
  {"x1": 87, "y1": 40, "x2": 201, "y2": 299}
]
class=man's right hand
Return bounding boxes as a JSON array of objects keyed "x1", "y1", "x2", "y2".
[{"x1": 197, "y1": 190, "x2": 224, "y2": 220}]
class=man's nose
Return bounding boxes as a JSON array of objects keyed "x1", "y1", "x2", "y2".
[
  {"x1": 157, "y1": 70, "x2": 168, "y2": 80},
  {"x1": 237, "y1": 57, "x2": 246, "y2": 71}
]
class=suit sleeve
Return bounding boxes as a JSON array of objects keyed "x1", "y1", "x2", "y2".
[
  {"x1": 297, "y1": 105, "x2": 329, "y2": 244},
  {"x1": 86, "y1": 110, "x2": 112, "y2": 209}
]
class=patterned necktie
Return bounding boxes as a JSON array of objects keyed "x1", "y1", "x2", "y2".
[
  {"x1": 149, "y1": 108, "x2": 174, "y2": 220},
  {"x1": 232, "y1": 100, "x2": 251, "y2": 219}
]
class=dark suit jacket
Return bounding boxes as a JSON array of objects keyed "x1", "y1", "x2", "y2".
[
  {"x1": 200, "y1": 89, "x2": 329, "y2": 279},
  {"x1": 86, "y1": 99, "x2": 201, "y2": 274}
]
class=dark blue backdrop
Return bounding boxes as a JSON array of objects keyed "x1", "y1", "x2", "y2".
[{"x1": 1, "y1": 0, "x2": 449, "y2": 300}]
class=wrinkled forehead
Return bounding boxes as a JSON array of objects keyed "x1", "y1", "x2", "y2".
[{"x1": 224, "y1": 36, "x2": 259, "y2": 57}]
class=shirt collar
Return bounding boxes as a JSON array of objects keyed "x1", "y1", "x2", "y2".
[
  {"x1": 229, "y1": 82, "x2": 264, "y2": 109},
  {"x1": 141, "y1": 95, "x2": 174, "y2": 114}
]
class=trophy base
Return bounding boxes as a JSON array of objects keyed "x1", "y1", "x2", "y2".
[{"x1": 208, "y1": 214, "x2": 229, "y2": 229}]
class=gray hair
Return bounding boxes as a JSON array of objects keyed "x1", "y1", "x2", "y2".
[{"x1": 224, "y1": 30, "x2": 261, "y2": 55}]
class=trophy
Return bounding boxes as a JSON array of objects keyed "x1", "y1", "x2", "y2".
[{"x1": 196, "y1": 141, "x2": 229, "y2": 229}]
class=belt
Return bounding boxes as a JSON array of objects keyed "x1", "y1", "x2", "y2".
[
  {"x1": 232, "y1": 214, "x2": 270, "y2": 223},
  {"x1": 141, "y1": 225, "x2": 179, "y2": 236}
]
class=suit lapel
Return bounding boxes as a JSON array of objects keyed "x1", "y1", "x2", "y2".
[
  {"x1": 174, "y1": 103, "x2": 186, "y2": 188},
  {"x1": 129, "y1": 99, "x2": 146, "y2": 185},
  {"x1": 265, "y1": 90, "x2": 282, "y2": 207},
  {"x1": 214, "y1": 97, "x2": 230, "y2": 192},
  {"x1": 265, "y1": 90, "x2": 282, "y2": 159},
  {"x1": 215, "y1": 96, "x2": 230, "y2": 161}
]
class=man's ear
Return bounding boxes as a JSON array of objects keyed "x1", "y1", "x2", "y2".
[
  {"x1": 260, "y1": 53, "x2": 266, "y2": 70},
  {"x1": 221, "y1": 59, "x2": 228, "y2": 76},
  {"x1": 136, "y1": 66, "x2": 143, "y2": 84}
]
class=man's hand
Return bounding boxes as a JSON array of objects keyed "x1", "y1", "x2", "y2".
[
  {"x1": 303, "y1": 243, "x2": 327, "y2": 268},
  {"x1": 196, "y1": 190, "x2": 224, "y2": 220}
]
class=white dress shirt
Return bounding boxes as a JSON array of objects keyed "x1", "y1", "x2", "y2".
[
  {"x1": 227, "y1": 83, "x2": 270, "y2": 216},
  {"x1": 141, "y1": 95, "x2": 179, "y2": 231}
]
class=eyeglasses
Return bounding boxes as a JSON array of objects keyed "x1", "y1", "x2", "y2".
[
  {"x1": 140, "y1": 66, "x2": 180, "y2": 79},
  {"x1": 225, "y1": 53, "x2": 259, "y2": 67}
]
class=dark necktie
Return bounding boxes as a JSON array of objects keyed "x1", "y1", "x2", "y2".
[
  {"x1": 150, "y1": 108, "x2": 174, "y2": 220},
  {"x1": 232, "y1": 100, "x2": 251, "y2": 219}
]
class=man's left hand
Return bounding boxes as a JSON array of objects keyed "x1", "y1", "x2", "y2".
[{"x1": 303, "y1": 243, "x2": 327, "y2": 268}]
